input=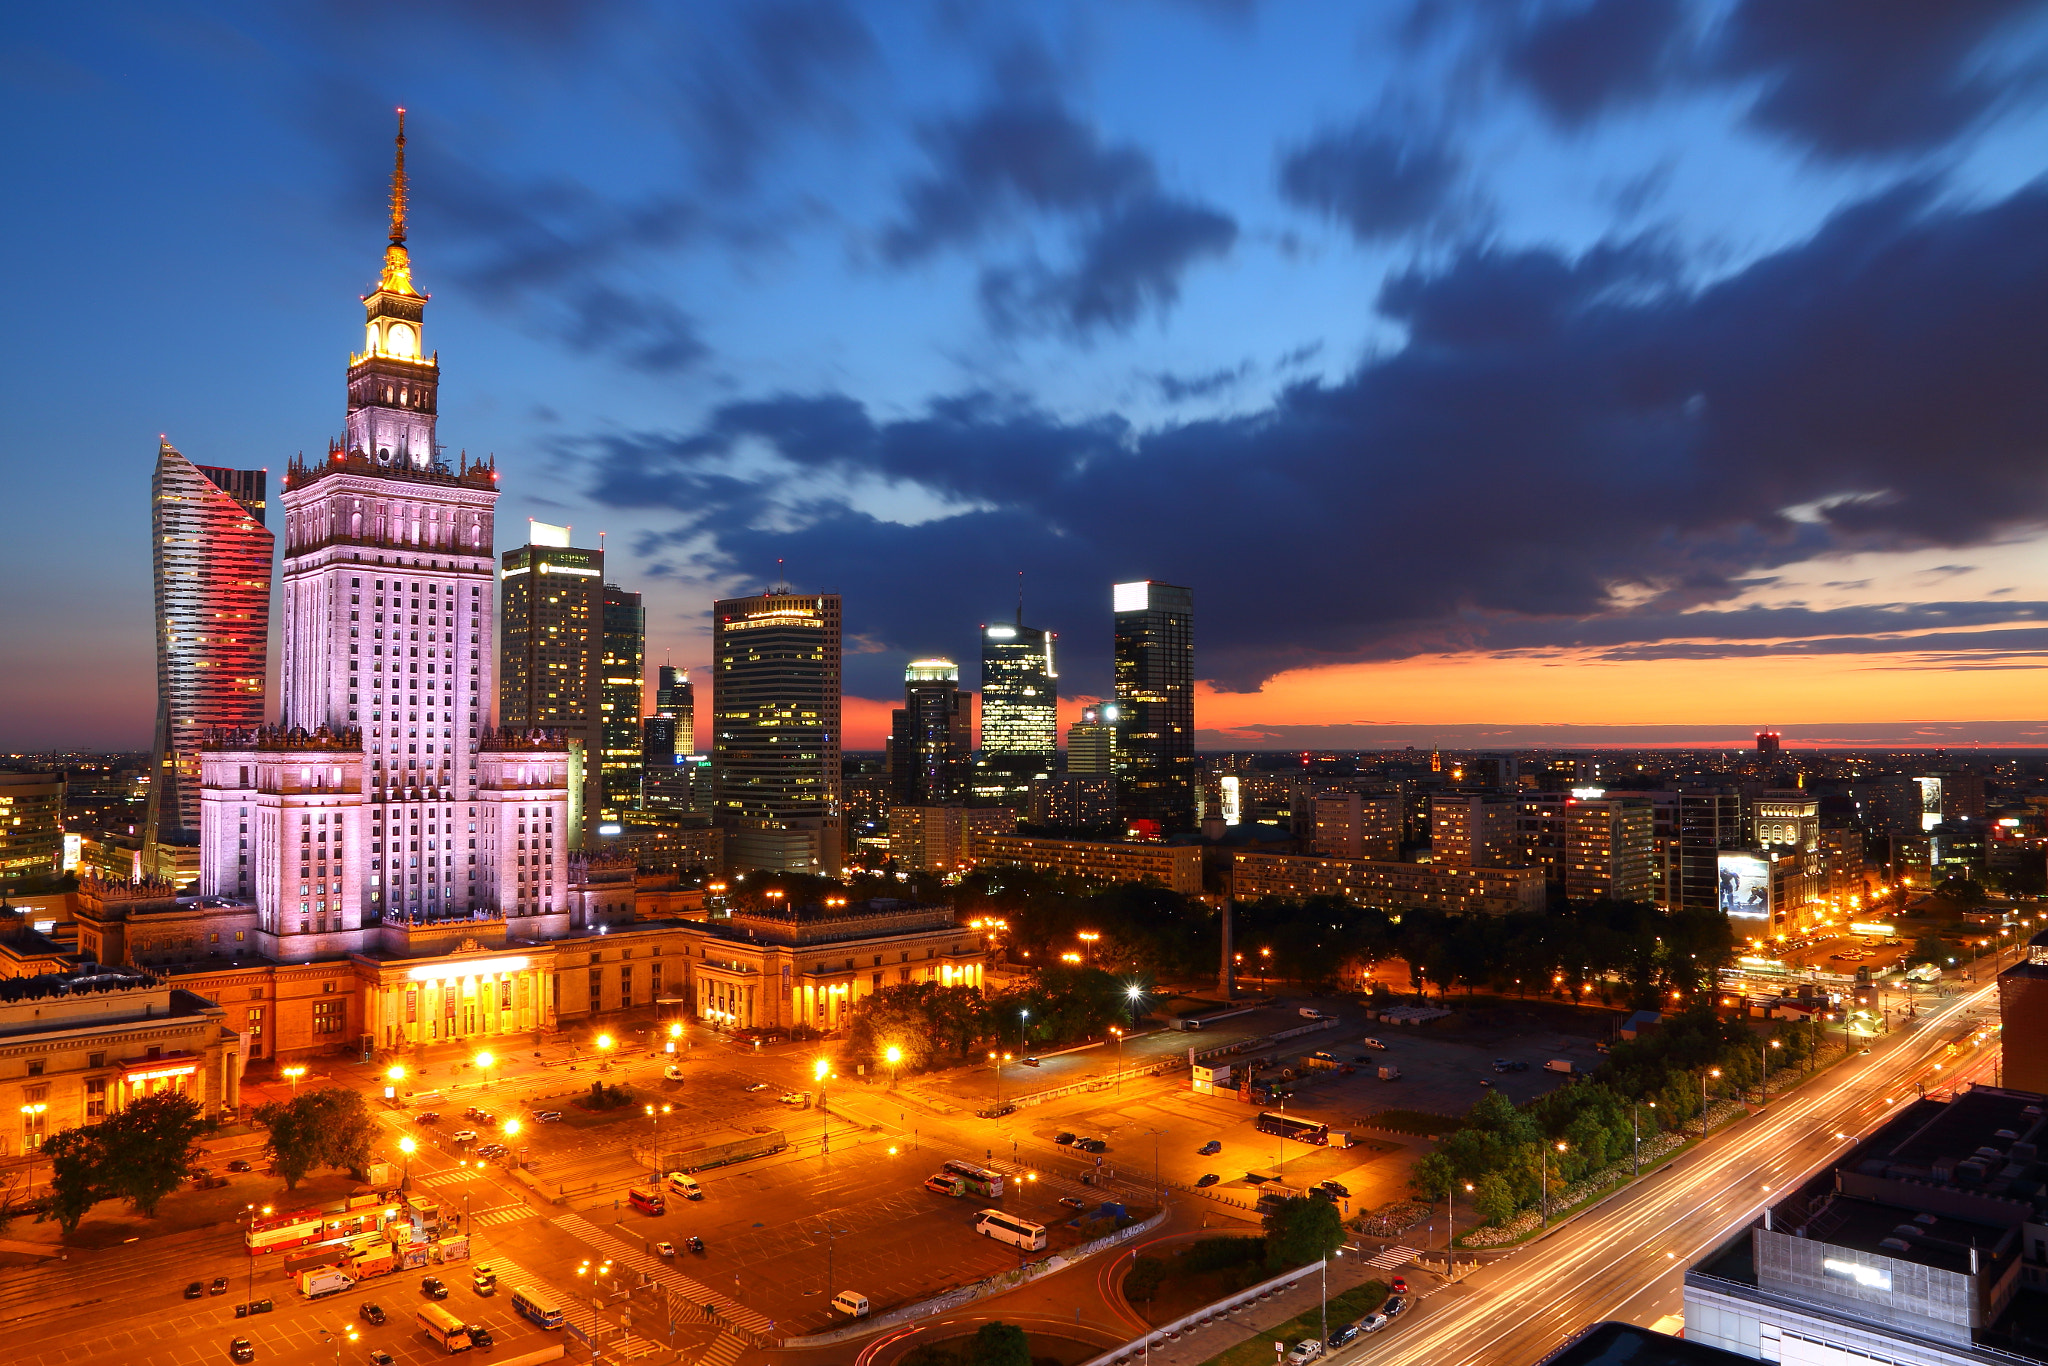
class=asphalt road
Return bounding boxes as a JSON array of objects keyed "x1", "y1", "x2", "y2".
[{"x1": 1329, "y1": 978, "x2": 2003, "y2": 1366}]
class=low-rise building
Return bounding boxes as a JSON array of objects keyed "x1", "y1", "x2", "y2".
[
  {"x1": 967, "y1": 832, "x2": 1203, "y2": 894},
  {"x1": 0, "y1": 968, "x2": 242, "y2": 1156},
  {"x1": 890, "y1": 806, "x2": 1017, "y2": 872},
  {"x1": 1230, "y1": 851, "x2": 1546, "y2": 915}
]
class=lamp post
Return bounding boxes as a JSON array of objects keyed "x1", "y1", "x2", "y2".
[
  {"x1": 1540, "y1": 1140, "x2": 1567, "y2": 1226},
  {"x1": 475, "y1": 1050, "x2": 495, "y2": 1095},
  {"x1": 1701, "y1": 1068, "x2": 1721, "y2": 1137},
  {"x1": 384, "y1": 1064, "x2": 405, "y2": 1107},
  {"x1": 644, "y1": 1104, "x2": 670, "y2": 1179},
  {"x1": 398, "y1": 1135, "x2": 417, "y2": 1190},
  {"x1": 667, "y1": 1022, "x2": 683, "y2": 1056},
  {"x1": 813, "y1": 1058, "x2": 830, "y2": 1155},
  {"x1": 988, "y1": 1051, "x2": 1011, "y2": 1108},
  {"x1": 245, "y1": 1203, "x2": 272, "y2": 1308},
  {"x1": 1109, "y1": 1027, "x2": 1124, "y2": 1094},
  {"x1": 282, "y1": 1064, "x2": 307, "y2": 1096},
  {"x1": 18, "y1": 1103, "x2": 45, "y2": 1193},
  {"x1": 885, "y1": 1046, "x2": 902, "y2": 1091},
  {"x1": 1759, "y1": 1039, "x2": 1781, "y2": 1105},
  {"x1": 595, "y1": 1034, "x2": 615, "y2": 1072},
  {"x1": 1124, "y1": 983, "x2": 1144, "y2": 1026},
  {"x1": 1258, "y1": 947, "x2": 1270, "y2": 991},
  {"x1": 1451, "y1": 1181, "x2": 1472, "y2": 1277}
]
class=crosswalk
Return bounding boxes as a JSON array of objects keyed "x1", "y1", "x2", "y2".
[
  {"x1": 471, "y1": 1203, "x2": 538, "y2": 1228},
  {"x1": 1365, "y1": 1245, "x2": 1419, "y2": 1270},
  {"x1": 484, "y1": 1252, "x2": 665, "y2": 1360},
  {"x1": 552, "y1": 1212, "x2": 777, "y2": 1338},
  {"x1": 696, "y1": 1332, "x2": 748, "y2": 1366}
]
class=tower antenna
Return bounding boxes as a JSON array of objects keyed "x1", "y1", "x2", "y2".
[
  {"x1": 1017, "y1": 569, "x2": 1024, "y2": 627},
  {"x1": 389, "y1": 108, "x2": 409, "y2": 245}
]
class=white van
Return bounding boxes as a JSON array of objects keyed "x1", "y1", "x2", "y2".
[
  {"x1": 830, "y1": 1291, "x2": 869, "y2": 1318},
  {"x1": 665, "y1": 1172, "x2": 703, "y2": 1200}
]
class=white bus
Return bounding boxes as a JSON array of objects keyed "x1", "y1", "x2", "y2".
[
  {"x1": 973, "y1": 1209, "x2": 1047, "y2": 1251},
  {"x1": 417, "y1": 1302, "x2": 473, "y2": 1353},
  {"x1": 510, "y1": 1283, "x2": 565, "y2": 1330}
]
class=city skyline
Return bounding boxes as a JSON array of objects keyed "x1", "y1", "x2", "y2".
[{"x1": 13, "y1": 5, "x2": 2048, "y2": 755}]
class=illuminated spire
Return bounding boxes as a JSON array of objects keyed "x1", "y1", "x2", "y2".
[
  {"x1": 389, "y1": 107, "x2": 408, "y2": 245},
  {"x1": 377, "y1": 107, "x2": 420, "y2": 297}
]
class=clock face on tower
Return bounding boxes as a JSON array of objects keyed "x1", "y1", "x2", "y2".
[{"x1": 387, "y1": 322, "x2": 417, "y2": 358}]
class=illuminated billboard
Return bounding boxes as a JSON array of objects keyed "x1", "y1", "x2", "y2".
[{"x1": 1718, "y1": 852, "x2": 1772, "y2": 920}]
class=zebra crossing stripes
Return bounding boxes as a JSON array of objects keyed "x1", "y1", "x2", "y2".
[
  {"x1": 487, "y1": 1251, "x2": 665, "y2": 1361},
  {"x1": 471, "y1": 1204, "x2": 538, "y2": 1228},
  {"x1": 696, "y1": 1332, "x2": 748, "y2": 1366},
  {"x1": 1365, "y1": 1245, "x2": 1419, "y2": 1270},
  {"x1": 551, "y1": 1212, "x2": 777, "y2": 1338}
]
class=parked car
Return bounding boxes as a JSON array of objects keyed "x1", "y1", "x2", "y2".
[
  {"x1": 1318, "y1": 1179, "x2": 1349, "y2": 1198},
  {"x1": 1054, "y1": 1132, "x2": 1076, "y2": 1145},
  {"x1": 1361, "y1": 1311, "x2": 1389, "y2": 1333},
  {"x1": 358, "y1": 1303, "x2": 387, "y2": 1326},
  {"x1": 655, "y1": 1241, "x2": 677, "y2": 1258},
  {"x1": 1360, "y1": 1038, "x2": 1387, "y2": 1050},
  {"x1": 533, "y1": 1110, "x2": 563, "y2": 1122},
  {"x1": 185, "y1": 1282, "x2": 206, "y2": 1300},
  {"x1": 420, "y1": 1277, "x2": 448, "y2": 1300},
  {"x1": 778, "y1": 1092, "x2": 806, "y2": 1106},
  {"x1": 1327, "y1": 1322, "x2": 1361, "y2": 1348},
  {"x1": 1020, "y1": 1057, "x2": 1041, "y2": 1066},
  {"x1": 227, "y1": 1159, "x2": 252, "y2": 1173},
  {"x1": 472, "y1": 1275, "x2": 496, "y2": 1297},
  {"x1": 1298, "y1": 1007, "x2": 1325, "y2": 1020},
  {"x1": 744, "y1": 1082, "x2": 770, "y2": 1092},
  {"x1": 369, "y1": 1352, "x2": 395, "y2": 1366},
  {"x1": 1384, "y1": 1295, "x2": 1406, "y2": 1317},
  {"x1": 1389, "y1": 1275, "x2": 1407, "y2": 1295},
  {"x1": 414, "y1": 1112, "x2": 439, "y2": 1125},
  {"x1": 685, "y1": 1236, "x2": 705, "y2": 1254},
  {"x1": 464, "y1": 1107, "x2": 488, "y2": 1121},
  {"x1": 450, "y1": 1130, "x2": 478, "y2": 1144},
  {"x1": 210, "y1": 1277, "x2": 230, "y2": 1296},
  {"x1": 228, "y1": 1338, "x2": 255, "y2": 1363},
  {"x1": 468, "y1": 1325, "x2": 494, "y2": 1349},
  {"x1": 1286, "y1": 1339, "x2": 1325, "y2": 1363},
  {"x1": 1058, "y1": 1196, "x2": 1087, "y2": 1211},
  {"x1": 1076, "y1": 1137, "x2": 1108, "y2": 1153},
  {"x1": 1196, "y1": 1173, "x2": 1220, "y2": 1188},
  {"x1": 1198, "y1": 1140, "x2": 1221, "y2": 1155}
]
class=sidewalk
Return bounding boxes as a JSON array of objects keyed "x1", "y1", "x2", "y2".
[{"x1": 1112, "y1": 1253, "x2": 1408, "y2": 1366}]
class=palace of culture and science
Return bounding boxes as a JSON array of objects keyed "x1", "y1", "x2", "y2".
[{"x1": 63, "y1": 118, "x2": 988, "y2": 1069}]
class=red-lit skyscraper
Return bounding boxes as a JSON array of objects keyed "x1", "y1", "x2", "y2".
[{"x1": 146, "y1": 440, "x2": 272, "y2": 857}]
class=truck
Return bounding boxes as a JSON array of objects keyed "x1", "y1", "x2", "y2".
[
  {"x1": 431, "y1": 1234, "x2": 470, "y2": 1263},
  {"x1": 669, "y1": 1129, "x2": 789, "y2": 1174},
  {"x1": 1301, "y1": 1052, "x2": 1344, "y2": 1071},
  {"x1": 297, "y1": 1265, "x2": 355, "y2": 1299},
  {"x1": 1544, "y1": 1059, "x2": 1575, "y2": 1074}
]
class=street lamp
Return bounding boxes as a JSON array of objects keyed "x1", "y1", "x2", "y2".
[
  {"x1": 1018, "y1": 1008, "x2": 1029, "y2": 1050},
  {"x1": 884, "y1": 1045, "x2": 902, "y2": 1090},
  {"x1": 1259, "y1": 946, "x2": 1271, "y2": 990},
  {"x1": 643, "y1": 1104, "x2": 670, "y2": 1178},
  {"x1": 474, "y1": 1050, "x2": 495, "y2": 1094},
  {"x1": 1124, "y1": 983, "x2": 1144, "y2": 1025},
  {"x1": 282, "y1": 1064, "x2": 307, "y2": 1096},
  {"x1": 1540, "y1": 1140, "x2": 1567, "y2": 1226},
  {"x1": 1109, "y1": 1026, "x2": 1124, "y2": 1093},
  {"x1": 245, "y1": 1203, "x2": 272, "y2": 1307},
  {"x1": 1701, "y1": 1068, "x2": 1721, "y2": 1137},
  {"x1": 384, "y1": 1064, "x2": 405, "y2": 1104},
  {"x1": 398, "y1": 1135, "x2": 417, "y2": 1189},
  {"x1": 667, "y1": 1022, "x2": 683, "y2": 1055},
  {"x1": 17, "y1": 1103, "x2": 45, "y2": 1193},
  {"x1": 813, "y1": 1058, "x2": 831, "y2": 1153},
  {"x1": 596, "y1": 1034, "x2": 615, "y2": 1072},
  {"x1": 1760, "y1": 1038, "x2": 1782, "y2": 1105},
  {"x1": 988, "y1": 1051, "x2": 1011, "y2": 1108}
]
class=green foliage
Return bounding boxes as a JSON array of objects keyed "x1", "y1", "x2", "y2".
[
  {"x1": 1124, "y1": 1257, "x2": 1167, "y2": 1303},
  {"x1": 43, "y1": 1126, "x2": 108, "y2": 1232},
  {"x1": 255, "y1": 1086, "x2": 377, "y2": 1190},
  {"x1": 998, "y1": 965, "x2": 1135, "y2": 1048},
  {"x1": 1261, "y1": 1195, "x2": 1345, "y2": 1271},
  {"x1": 1179, "y1": 1236, "x2": 1263, "y2": 1274},
  {"x1": 1909, "y1": 933, "x2": 1952, "y2": 967},
  {"x1": 971, "y1": 1322, "x2": 1031, "y2": 1366},
  {"x1": 1472, "y1": 1172, "x2": 1516, "y2": 1226},
  {"x1": 845, "y1": 982, "x2": 989, "y2": 1071},
  {"x1": 98, "y1": 1091, "x2": 210, "y2": 1216}
]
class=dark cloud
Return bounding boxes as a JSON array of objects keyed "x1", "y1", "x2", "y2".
[
  {"x1": 1151, "y1": 362, "x2": 1253, "y2": 402},
  {"x1": 1719, "y1": 0, "x2": 2047, "y2": 158},
  {"x1": 1277, "y1": 122, "x2": 1470, "y2": 242},
  {"x1": 577, "y1": 178, "x2": 2048, "y2": 697},
  {"x1": 676, "y1": 0, "x2": 877, "y2": 190},
  {"x1": 883, "y1": 93, "x2": 1238, "y2": 335},
  {"x1": 1502, "y1": 0, "x2": 1689, "y2": 127}
]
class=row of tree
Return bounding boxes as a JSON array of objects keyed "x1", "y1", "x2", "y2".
[
  {"x1": 44, "y1": 1091, "x2": 212, "y2": 1231},
  {"x1": 254, "y1": 1088, "x2": 379, "y2": 1190},
  {"x1": 842, "y1": 965, "x2": 1145, "y2": 1073}
]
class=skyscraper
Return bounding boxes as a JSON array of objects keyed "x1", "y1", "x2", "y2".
[
  {"x1": 657, "y1": 666, "x2": 694, "y2": 755},
  {"x1": 889, "y1": 659, "x2": 971, "y2": 805},
  {"x1": 1066, "y1": 705, "x2": 1117, "y2": 775},
  {"x1": 498, "y1": 522, "x2": 603, "y2": 843},
  {"x1": 711, "y1": 591, "x2": 842, "y2": 874},
  {"x1": 198, "y1": 111, "x2": 569, "y2": 954},
  {"x1": 975, "y1": 616, "x2": 1057, "y2": 804},
  {"x1": 146, "y1": 442, "x2": 272, "y2": 857},
  {"x1": 1112, "y1": 580, "x2": 1194, "y2": 831},
  {"x1": 599, "y1": 584, "x2": 644, "y2": 827}
]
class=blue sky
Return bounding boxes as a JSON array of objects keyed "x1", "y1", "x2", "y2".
[{"x1": 8, "y1": 1, "x2": 2048, "y2": 750}]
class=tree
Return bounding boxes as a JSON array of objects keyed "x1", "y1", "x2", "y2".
[
  {"x1": 98, "y1": 1091, "x2": 209, "y2": 1216},
  {"x1": 43, "y1": 1126, "x2": 108, "y2": 1232},
  {"x1": 1909, "y1": 933, "x2": 1950, "y2": 968},
  {"x1": 969, "y1": 1321, "x2": 1031, "y2": 1366},
  {"x1": 1472, "y1": 1172, "x2": 1517, "y2": 1227},
  {"x1": 1262, "y1": 1195, "x2": 1345, "y2": 1271},
  {"x1": 1409, "y1": 1151, "x2": 1456, "y2": 1202},
  {"x1": 256, "y1": 1087, "x2": 380, "y2": 1189},
  {"x1": 1124, "y1": 1257, "x2": 1167, "y2": 1304}
]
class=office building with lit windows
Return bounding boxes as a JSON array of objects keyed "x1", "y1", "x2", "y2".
[
  {"x1": 146, "y1": 442, "x2": 272, "y2": 858},
  {"x1": 498, "y1": 524, "x2": 603, "y2": 844},
  {"x1": 975, "y1": 617, "x2": 1058, "y2": 804},
  {"x1": 1067, "y1": 705, "x2": 1118, "y2": 776},
  {"x1": 711, "y1": 591, "x2": 843, "y2": 874},
  {"x1": 599, "y1": 584, "x2": 644, "y2": 827},
  {"x1": 1113, "y1": 580, "x2": 1195, "y2": 831},
  {"x1": 889, "y1": 659, "x2": 971, "y2": 806}
]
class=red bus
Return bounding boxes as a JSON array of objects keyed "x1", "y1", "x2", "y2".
[{"x1": 248, "y1": 1210, "x2": 327, "y2": 1255}]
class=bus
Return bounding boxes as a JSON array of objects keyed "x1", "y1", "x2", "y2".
[
  {"x1": 1256, "y1": 1112, "x2": 1329, "y2": 1145},
  {"x1": 417, "y1": 1302, "x2": 473, "y2": 1353},
  {"x1": 510, "y1": 1284, "x2": 565, "y2": 1330},
  {"x1": 628, "y1": 1185, "x2": 666, "y2": 1215},
  {"x1": 973, "y1": 1209, "x2": 1047, "y2": 1251},
  {"x1": 248, "y1": 1210, "x2": 328, "y2": 1255},
  {"x1": 942, "y1": 1160, "x2": 1006, "y2": 1198}
]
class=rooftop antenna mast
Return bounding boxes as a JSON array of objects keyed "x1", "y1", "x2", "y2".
[
  {"x1": 1017, "y1": 570, "x2": 1025, "y2": 627},
  {"x1": 389, "y1": 108, "x2": 408, "y2": 245}
]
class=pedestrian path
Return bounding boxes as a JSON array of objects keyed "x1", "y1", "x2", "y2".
[
  {"x1": 694, "y1": 1331, "x2": 748, "y2": 1366},
  {"x1": 1365, "y1": 1245, "x2": 1419, "y2": 1270},
  {"x1": 471, "y1": 1203, "x2": 538, "y2": 1228},
  {"x1": 483, "y1": 1252, "x2": 665, "y2": 1360},
  {"x1": 552, "y1": 1212, "x2": 777, "y2": 1338}
]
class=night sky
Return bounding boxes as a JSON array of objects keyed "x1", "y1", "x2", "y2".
[{"x1": 9, "y1": 2, "x2": 2048, "y2": 751}]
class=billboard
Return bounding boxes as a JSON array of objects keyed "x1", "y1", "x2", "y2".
[{"x1": 1718, "y1": 852, "x2": 1772, "y2": 920}]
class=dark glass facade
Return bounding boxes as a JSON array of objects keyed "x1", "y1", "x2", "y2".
[
  {"x1": 1112, "y1": 581, "x2": 1194, "y2": 831},
  {"x1": 711, "y1": 593, "x2": 842, "y2": 873}
]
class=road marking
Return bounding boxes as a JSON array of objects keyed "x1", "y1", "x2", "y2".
[
  {"x1": 471, "y1": 1204, "x2": 538, "y2": 1227},
  {"x1": 1365, "y1": 1246, "x2": 1418, "y2": 1270},
  {"x1": 552, "y1": 1212, "x2": 777, "y2": 1337}
]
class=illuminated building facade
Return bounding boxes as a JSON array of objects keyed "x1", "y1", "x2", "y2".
[
  {"x1": 711, "y1": 591, "x2": 843, "y2": 874},
  {"x1": 498, "y1": 524, "x2": 602, "y2": 843},
  {"x1": 1564, "y1": 794, "x2": 1655, "y2": 902},
  {"x1": 888, "y1": 658, "x2": 971, "y2": 805},
  {"x1": 0, "y1": 774, "x2": 66, "y2": 886},
  {"x1": 975, "y1": 618, "x2": 1057, "y2": 803},
  {"x1": 599, "y1": 584, "x2": 644, "y2": 827},
  {"x1": 1067, "y1": 705, "x2": 1117, "y2": 775},
  {"x1": 1113, "y1": 580, "x2": 1195, "y2": 831},
  {"x1": 146, "y1": 443, "x2": 271, "y2": 854}
]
